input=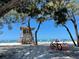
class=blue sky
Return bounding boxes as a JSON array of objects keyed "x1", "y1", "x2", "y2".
[{"x1": 0, "y1": 16, "x2": 79, "y2": 42}]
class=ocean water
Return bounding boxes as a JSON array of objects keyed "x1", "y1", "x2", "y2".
[
  {"x1": 0, "y1": 39, "x2": 74, "y2": 43},
  {"x1": 0, "y1": 40, "x2": 18, "y2": 43},
  {"x1": 0, "y1": 39, "x2": 49, "y2": 43}
]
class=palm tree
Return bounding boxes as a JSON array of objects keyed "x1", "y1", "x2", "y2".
[{"x1": 35, "y1": 17, "x2": 45, "y2": 45}]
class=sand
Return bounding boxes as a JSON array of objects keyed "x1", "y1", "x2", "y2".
[{"x1": 0, "y1": 42, "x2": 78, "y2": 59}]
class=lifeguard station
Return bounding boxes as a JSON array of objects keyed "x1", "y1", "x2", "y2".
[{"x1": 20, "y1": 26, "x2": 34, "y2": 44}]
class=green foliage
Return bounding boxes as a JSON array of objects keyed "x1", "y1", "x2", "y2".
[
  {"x1": 54, "y1": 7, "x2": 68, "y2": 25},
  {"x1": 37, "y1": 17, "x2": 45, "y2": 23}
]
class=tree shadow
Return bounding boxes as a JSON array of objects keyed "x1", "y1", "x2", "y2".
[{"x1": 0, "y1": 45, "x2": 79, "y2": 59}]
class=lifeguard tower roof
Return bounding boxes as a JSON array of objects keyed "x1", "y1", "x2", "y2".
[{"x1": 20, "y1": 26, "x2": 35, "y2": 30}]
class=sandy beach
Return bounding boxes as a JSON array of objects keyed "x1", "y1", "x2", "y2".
[
  {"x1": 0, "y1": 41, "x2": 75, "y2": 46},
  {"x1": 0, "y1": 42, "x2": 79, "y2": 59}
]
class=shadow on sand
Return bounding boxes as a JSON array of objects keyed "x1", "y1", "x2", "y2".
[{"x1": 0, "y1": 45, "x2": 79, "y2": 59}]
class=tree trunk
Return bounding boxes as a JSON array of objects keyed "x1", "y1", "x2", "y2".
[
  {"x1": 63, "y1": 24, "x2": 76, "y2": 46},
  {"x1": 35, "y1": 22, "x2": 41, "y2": 45},
  {"x1": 71, "y1": 11, "x2": 79, "y2": 46},
  {"x1": 27, "y1": 18, "x2": 34, "y2": 42}
]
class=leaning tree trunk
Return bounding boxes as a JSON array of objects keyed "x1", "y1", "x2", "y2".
[
  {"x1": 35, "y1": 22, "x2": 41, "y2": 45},
  {"x1": 63, "y1": 24, "x2": 76, "y2": 46},
  {"x1": 71, "y1": 11, "x2": 79, "y2": 46}
]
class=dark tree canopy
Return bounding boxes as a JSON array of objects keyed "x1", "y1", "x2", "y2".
[{"x1": 0, "y1": 0, "x2": 11, "y2": 4}]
